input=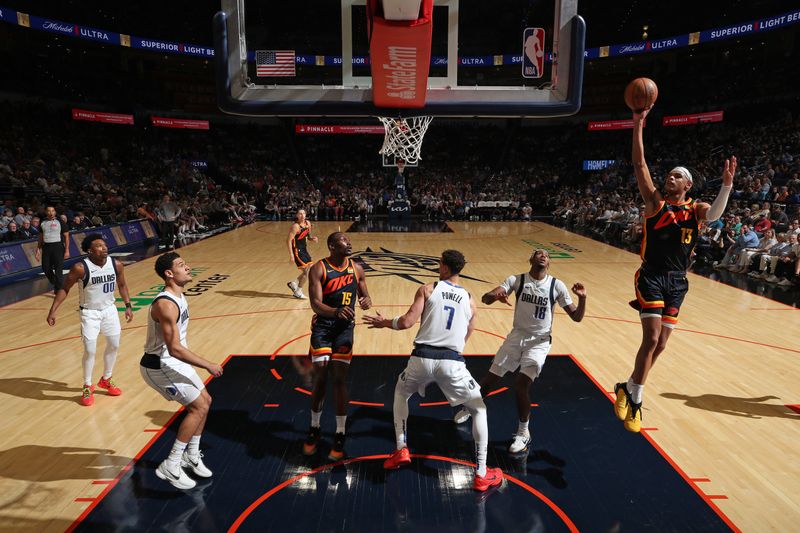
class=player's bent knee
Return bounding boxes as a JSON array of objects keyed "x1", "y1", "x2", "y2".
[{"x1": 463, "y1": 397, "x2": 486, "y2": 416}]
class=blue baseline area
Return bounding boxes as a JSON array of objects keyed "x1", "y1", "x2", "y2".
[{"x1": 73, "y1": 355, "x2": 734, "y2": 532}]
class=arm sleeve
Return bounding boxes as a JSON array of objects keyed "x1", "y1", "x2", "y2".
[
  {"x1": 500, "y1": 275, "x2": 518, "y2": 295},
  {"x1": 556, "y1": 280, "x2": 574, "y2": 308},
  {"x1": 705, "y1": 184, "x2": 732, "y2": 222}
]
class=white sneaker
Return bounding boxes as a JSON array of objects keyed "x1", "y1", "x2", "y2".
[
  {"x1": 766, "y1": 275, "x2": 780, "y2": 283},
  {"x1": 777, "y1": 278, "x2": 794, "y2": 286},
  {"x1": 454, "y1": 408, "x2": 470, "y2": 424},
  {"x1": 181, "y1": 451, "x2": 213, "y2": 478},
  {"x1": 287, "y1": 281, "x2": 299, "y2": 294},
  {"x1": 156, "y1": 460, "x2": 197, "y2": 489},
  {"x1": 758, "y1": 271, "x2": 771, "y2": 279},
  {"x1": 747, "y1": 271, "x2": 760, "y2": 278},
  {"x1": 295, "y1": 288, "x2": 307, "y2": 300},
  {"x1": 508, "y1": 433, "x2": 531, "y2": 454}
]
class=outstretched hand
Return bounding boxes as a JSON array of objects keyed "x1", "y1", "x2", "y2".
[
  {"x1": 721, "y1": 156, "x2": 737, "y2": 186},
  {"x1": 633, "y1": 106, "x2": 651, "y2": 122},
  {"x1": 363, "y1": 310, "x2": 388, "y2": 329},
  {"x1": 496, "y1": 292, "x2": 512, "y2": 306}
]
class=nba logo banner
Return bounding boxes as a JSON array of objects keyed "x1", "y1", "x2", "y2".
[{"x1": 522, "y1": 27, "x2": 545, "y2": 79}]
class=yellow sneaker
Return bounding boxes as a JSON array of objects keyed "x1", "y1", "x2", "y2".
[
  {"x1": 624, "y1": 401, "x2": 642, "y2": 433},
  {"x1": 613, "y1": 383, "x2": 630, "y2": 421}
]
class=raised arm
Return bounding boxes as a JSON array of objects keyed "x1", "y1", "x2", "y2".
[
  {"x1": 481, "y1": 286, "x2": 512, "y2": 306},
  {"x1": 152, "y1": 299, "x2": 222, "y2": 377},
  {"x1": 46, "y1": 261, "x2": 85, "y2": 325},
  {"x1": 563, "y1": 282, "x2": 587, "y2": 323},
  {"x1": 632, "y1": 108, "x2": 662, "y2": 215},
  {"x1": 695, "y1": 156, "x2": 737, "y2": 222},
  {"x1": 115, "y1": 259, "x2": 134, "y2": 323}
]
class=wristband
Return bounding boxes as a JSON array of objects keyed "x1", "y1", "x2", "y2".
[
  {"x1": 391, "y1": 317, "x2": 400, "y2": 330},
  {"x1": 125, "y1": 303, "x2": 132, "y2": 309}
]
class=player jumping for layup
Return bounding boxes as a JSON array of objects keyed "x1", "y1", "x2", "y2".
[
  {"x1": 287, "y1": 209, "x2": 318, "y2": 299},
  {"x1": 303, "y1": 232, "x2": 371, "y2": 460},
  {"x1": 364, "y1": 250, "x2": 504, "y2": 492},
  {"x1": 454, "y1": 248, "x2": 586, "y2": 454},
  {"x1": 614, "y1": 107, "x2": 736, "y2": 432}
]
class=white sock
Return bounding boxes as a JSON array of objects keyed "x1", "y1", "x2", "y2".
[
  {"x1": 82, "y1": 338, "x2": 97, "y2": 386},
  {"x1": 517, "y1": 418, "x2": 529, "y2": 436},
  {"x1": 630, "y1": 383, "x2": 644, "y2": 404},
  {"x1": 311, "y1": 409, "x2": 322, "y2": 428},
  {"x1": 187, "y1": 435, "x2": 201, "y2": 459},
  {"x1": 393, "y1": 382, "x2": 411, "y2": 450},
  {"x1": 166, "y1": 439, "x2": 188, "y2": 469},
  {"x1": 102, "y1": 335, "x2": 120, "y2": 380},
  {"x1": 335, "y1": 416, "x2": 346, "y2": 434},
  {"x1": 465, "y1": 398, "x2": 488, "y2": 477}
]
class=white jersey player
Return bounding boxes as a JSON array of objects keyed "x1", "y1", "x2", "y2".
[
  {"x1": 139, "y1": 252, "x2": 223, "y2": 490},
  {"x1": 455, "y1": 249, "x2": 587, "y2": 454},
  {"x1": 364, "y1": 249, "x2": 505, "y2": 492},
  {"x1": 47, "y1": 235, "x2": 133, "y2": 407}
]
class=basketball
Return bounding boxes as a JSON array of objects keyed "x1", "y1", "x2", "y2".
[{"x1": 624, "y1": 77, "x2": 658, "y2": 112}]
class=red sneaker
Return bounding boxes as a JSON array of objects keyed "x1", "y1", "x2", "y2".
[
  {"x1": 97, "y1": 377, "x2": 122, "y2": 396},
  {"x1": 81, "y1": 385, "x2": 95, "y2": 406},
  {"x1": 473, "y1": 467, "x2": 504, "y2": 492},
  {"x1": 383, "y1": 447, "x2": 411, "y2": 470}
]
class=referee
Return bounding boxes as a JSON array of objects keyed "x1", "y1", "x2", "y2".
[{"x1": 35, "y1": 206, "x2": 70, "y2": 292}]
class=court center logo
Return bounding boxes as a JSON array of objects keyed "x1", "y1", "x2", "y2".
[{"x1": 352, "y1": 247, "x2": 488, "y2": 285}]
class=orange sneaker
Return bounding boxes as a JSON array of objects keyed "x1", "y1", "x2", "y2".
[
  {"x1": 81, "y1": 385, "x2": 95, "y2": 406},
  {"x1": 383, "y1": 447, "x2": 411, "y2": 470},
  {"x1": 97, "y1": 376, "x2": 122, "y2": 396},
  {"x1": 473, "y1": 467, "x2": 504, "y2": 492}
]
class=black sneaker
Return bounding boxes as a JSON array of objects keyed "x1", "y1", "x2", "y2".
[
  {"x1": 303, "y1": 426, "x2": 321, "y2": 455},
  {"x1": 328, "y1": 432, "x2": 346, "y2": 461}
]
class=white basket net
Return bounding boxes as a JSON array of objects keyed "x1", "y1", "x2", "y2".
[{"x1": 377, "y1": 116, "x2": 434, "y2": 165}]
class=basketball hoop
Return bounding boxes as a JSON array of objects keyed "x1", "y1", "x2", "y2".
[{"x1": 377, "y1": 116, "x2": 433, "y2": 165}]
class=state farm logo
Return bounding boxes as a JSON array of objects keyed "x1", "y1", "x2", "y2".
[
  {"x1": 43, "y1": 21, "x2": 73, "y2": 34},
  {"x1": 353, "y1": 247, "x2": 488, "y2": 285},
  {"x1": 383, "y1": 46, "x2": 417, "y2": 100}
]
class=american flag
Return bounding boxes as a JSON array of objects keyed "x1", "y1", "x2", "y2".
[{"x1": 256, "y1": 50, "x2": 296, "y2": 77}]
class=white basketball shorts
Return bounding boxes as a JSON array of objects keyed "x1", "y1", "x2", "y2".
[
  {"x1": 80, "y1": 305, "x2": 121, "y2": 341},
  {"x1": 491, "y1": 329, "x2": 551, "y2": 379},
  {"x1": 140, "y1": 358, "x2": 205, "y2": 406},
  {"x1": 397, "y1": 356, "x2": 482, "y2": 407}
]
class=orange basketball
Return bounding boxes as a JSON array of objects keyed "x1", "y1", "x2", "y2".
[{"x1": 624, "y1": 77, "x2": 658, "y2": 112}]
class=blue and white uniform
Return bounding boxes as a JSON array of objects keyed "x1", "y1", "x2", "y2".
[
  {"x1": 78, "y1": 258, "x2": 121, "y2": 341},
  {"x1": 399, "y1": 281, "x2": 481, "y2": 406},
  {"x1": 140, "y1": 291, "x2": 205, "y2": 405},
  {"x1": 491, "y1": 273, "x2": 573, "y2": 379}
]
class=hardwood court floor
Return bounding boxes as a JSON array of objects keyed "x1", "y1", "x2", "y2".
[{"x1": 0, "y1": 221, "x2": 798, "y2": 532}]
